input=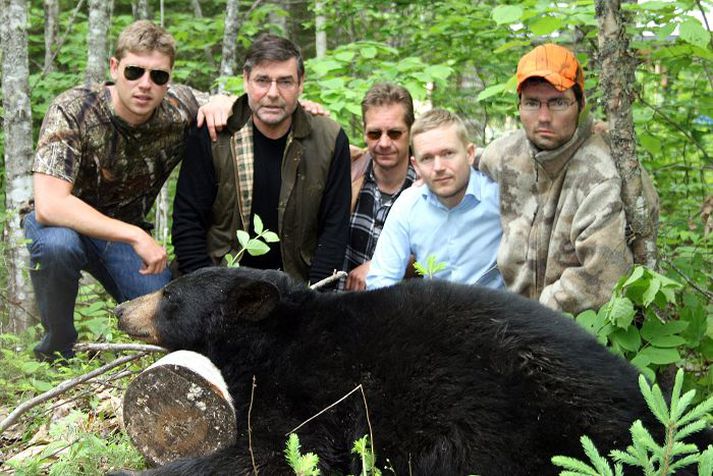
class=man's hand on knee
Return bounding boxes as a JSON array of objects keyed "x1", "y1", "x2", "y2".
[{"x1": 131, "y1": 231, "x2": 168, "y2": 275}]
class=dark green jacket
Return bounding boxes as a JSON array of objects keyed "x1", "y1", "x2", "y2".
[{"x1": 204, "y1": 94, "x2": 350, "y2": 283}]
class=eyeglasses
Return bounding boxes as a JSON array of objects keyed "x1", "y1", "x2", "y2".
[
  {"x1": 365, "y1": 129, "x2": 406, "y2": 141},
  {"x1": 251, "y1": 77, "x2": 298, "y2": 91},
  {"x1": 520, "y1": 98, "x2": 576, "y2": 112},
  {"x1": 123, "y1": 65, "x2": 170, "y2": 86}
]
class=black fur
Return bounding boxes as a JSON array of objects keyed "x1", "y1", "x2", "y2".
[{"x1": 116, "y1": 267, "x2": 711, "y2": 475}]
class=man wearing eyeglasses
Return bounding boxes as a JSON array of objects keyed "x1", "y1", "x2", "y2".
[
  {"x1": 478, "y1": 43, "x2": 656, "y2": 314},
  {"x1": 172, "y1": 34, "x2": 351, "y2": 285},
  {"x1": 341, "y1": 83, "x2": 418, "y2": 291},
  {"x1": 366, "y1": 109, "x2": 503, "y2": 290},
  {"x1": 23, "y1": 20, "x2": 234, "y2": 362}
]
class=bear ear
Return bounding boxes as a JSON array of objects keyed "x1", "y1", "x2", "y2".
[{"x1": 226, "y1": 280, "x2": 280, "y2": 322}]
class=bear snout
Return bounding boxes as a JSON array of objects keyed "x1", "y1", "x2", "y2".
[{"x1": 114, "y1": 290, "x2": 162, "y2": 344}]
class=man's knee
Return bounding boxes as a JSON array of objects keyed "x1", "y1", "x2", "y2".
[{"x1": 24, "y1": 214, "x2": 86, "y2": 268}]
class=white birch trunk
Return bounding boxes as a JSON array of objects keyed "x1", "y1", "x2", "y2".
[
  {"x1": 1, "y1": 0, "x2": 35, "y2": 333},
  {"x1": 86, "y1": 0, "x2": 111, "y2": 85},
  {"x1": 133, "y1": 0, "x2": 150, "y2": 19},
  {"x1": 315, "y1": 0, "x2": 327, "y2": 58},
  {"x1": 218, "y1": 0, "x2": 240, "y2": 92}
]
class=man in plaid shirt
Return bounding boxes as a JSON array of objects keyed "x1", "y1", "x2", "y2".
[{"x1": 341, "y1": 83, "x2": 418, "y2": 290}]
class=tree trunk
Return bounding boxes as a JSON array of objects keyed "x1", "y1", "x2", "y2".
[
  {"x1": 42, "y1": 0, "x2": 59, "y2": 73},
  {"x1": 86, "y1": 0, "x2": 111, "y2": 85},
  {"x1": 123, "y1": 351, "x2": 236, "y2": 465},
  {"x1": 190, "y1": 0, "x2": 217, "y2": 75},
  {"x1": 315, "y1": 0, "x2": 327, "y2": 58},
  {"x1": 133, "y1": 0, "x2": 150, "y2": 19},
  {"x1": 596, "y1": 0, "x2": 658, "y2": 268},
  {"x1": 218, "y1": 0, "x2": 240, "y2": 92},
  {"x1": 0, "y1": 0, "x2": 35, "y2": 333}
]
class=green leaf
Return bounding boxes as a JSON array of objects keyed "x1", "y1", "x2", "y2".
[
  {"x1": 334, "y1": 50, "x2": 355, "y2": 62},
  {"x1": 246, "y1": 240, "x2": 270, "y2": 256},
  {"x1": 262, "y1": 231, "x2": 280, "y2": 243},
  {"x1": 622, "y1": 265, "x2": 645, "y2": 288},
  {"x1": 637, "y1": 346, "x2": 681, "y2": 365},
  {"x1": 603, "y1": 297, "x2": 635, "y2": 328},
  {"x1": 424, "y1": 64, "x2": 453, "y2": 81},
  {"x1": 646, "y1": 334, "x2": 686, "y2": 348},
  {"x1": 492, "y1": 5, "x2": 523, "y2": 25},
  {"x1": 31, "y1": 378, "x2": 54, "y2": 392},
  {"x1": 477, "y1": 83, "x2": 506, "y2": 101},
  {"x1": 361, "y1": 46, "x2": 378, "y2": 59},
  {"x1": 253, "y1": 214, "x2": 264, "y2": 234},
  {"x1": 610, "y1": 327, "x2": 642, "y2": 352},
  {"x1": 529, "y1": 16, "x2": 562, "y2": 36},
  {"x1": 639, "y1": 134, "x2": 661, "y2": 155},
  {"x1": 237, "y1": 230, "x2": 250, "y2": 249},
  {"x1": 679, "y1": 18, "x2": 710, "y2": 49}
]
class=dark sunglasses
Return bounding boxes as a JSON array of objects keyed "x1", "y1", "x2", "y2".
[
  {"x1": 123, "y1": 65, "x2": 170, "y2": 86},
  {"x1": 366, "y1": 129, "x2": 406, "y2": 141}
]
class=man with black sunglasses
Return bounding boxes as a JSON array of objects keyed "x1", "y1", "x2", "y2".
[
  {"x1": 23, "y1": 20, "x2": 234, "y2": 362},
  {"x1": 341, "y1": 83, "x2": 418, "y2": 290},
  {"x1": 172, "y1": 34, "x2": 351, "y2": 286},
  {"x1": 478, "y1": 43, "x2": 658, "y2": 315}
]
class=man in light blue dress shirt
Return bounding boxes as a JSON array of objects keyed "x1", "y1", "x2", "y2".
[{"x1": 366, "y1": 108, "x2": 503, "y2": 289}]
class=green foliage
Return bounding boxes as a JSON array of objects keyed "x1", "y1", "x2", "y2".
[
  {"x1": 224, "y1": 214, "x2": 280, "y2": 268},
  {"x1": 285, "y1": 433, "x2": 321, "y2": 476},
  {"x1": 301, "y1": 41, "x2": 453, "y2": 142},
  {"x1": 350, "y1": 435, "x2": 381, "y2": 476},
  {"x1": 574, "y1": 265, "x2": 711, "y2": 388},
  {"x1": 413, "y1": 255, "x2": 448, "y2": 279},
  {"x1": 552, "y1": 369, "x2": 713, "y2": 476}
]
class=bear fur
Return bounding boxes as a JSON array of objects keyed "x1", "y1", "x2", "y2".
[{"x1": 114, "y1": 267, "x2": 711, "y2": 475}]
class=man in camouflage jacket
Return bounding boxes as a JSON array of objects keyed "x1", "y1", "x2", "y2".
[
  {"x1": 23, "y1": 21, "x2": 232, "y2": 362},
  {"x1": 479, "y1": 43, "x2": 658, "y2": 315}
]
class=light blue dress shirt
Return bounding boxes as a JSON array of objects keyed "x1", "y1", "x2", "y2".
[{"x1": 366, "y1": 168, "x2": 504, "y2": 289}]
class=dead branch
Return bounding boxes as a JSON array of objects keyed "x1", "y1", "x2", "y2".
[
  {"x1": 310, "y1": 271, "x2": 347, "y2": 290},
  {"x1": 0, "y1": 352, "x2": 148, "y2": 434},
  {"x1": 248, "y1": 375, "x2": 258, "y2": 475},
  {"x1": 661, "y1": 258, "x2": 713, "y2": 302},
  {"x1": 74, "y1": 342, "x2": 167, "y2": 353}
]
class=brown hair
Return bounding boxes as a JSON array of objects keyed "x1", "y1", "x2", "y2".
[
  {"x1": 410, "y1": 108, "x2": 469, "y2": 147},
  {"x1": 114, "y1": 20, "x2": 176, "y2": 67},
  {"x1": 243, "y1": 34, "x2": 304, "y2": 79},
  {"x1": 361, "y1": 83, "x2": 415, "y2": 128}
]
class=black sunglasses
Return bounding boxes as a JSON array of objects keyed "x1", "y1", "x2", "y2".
[
  {"x1": 123, "y1": 65, "x2": 170, "y2": 86},
  {"x1": 366, "y1": 129, "x2": 406, "y2": 141}
]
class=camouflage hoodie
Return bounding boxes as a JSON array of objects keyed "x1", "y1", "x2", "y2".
[{"x1": 479, "y1": 115, "x2": 633, "y2": 315}]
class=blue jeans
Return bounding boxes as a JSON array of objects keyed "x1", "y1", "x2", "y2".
[{"x1": 23, "y1": 211, "x2": 171, "y2": 355}]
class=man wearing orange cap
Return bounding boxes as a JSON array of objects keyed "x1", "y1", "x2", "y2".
[{"x1": 479, "y1": 43, "x2": 656, "y2": 315}]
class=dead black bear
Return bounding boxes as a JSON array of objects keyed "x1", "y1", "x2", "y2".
[{"x1": 115, "y1": 267, "x2": 711, "y2": 475}]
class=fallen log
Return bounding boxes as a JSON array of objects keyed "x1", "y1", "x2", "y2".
[{"x1": 122, "y1": 350, "x2": 236, "y2": 466}]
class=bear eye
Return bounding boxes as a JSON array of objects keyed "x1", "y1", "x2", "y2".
[{"x1": 163, "y1": 289, "x2": 172, "y2": 301}]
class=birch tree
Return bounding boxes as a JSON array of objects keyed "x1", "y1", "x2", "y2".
[
  {"x1": 315, "y1": 0, "x2": 327, "y2": 58},
  {"x1": 133, "y1": 0, "x2": 150, "y2": 19},
  {"x1": 1, "y1": 0, "x2": 35, "y2": 332},
  {"x1": 219, "y1": 0, "x2": 240, "y2": 91},
  {"x1": 596, "y1": 0, "x2": 658, "y2": 268},
  {"x1": 43, "y1": 0, "x2": 59, "y2": 73},
  {"x1": 86, "y1": 0, "x2": 111, "y2": 85}
]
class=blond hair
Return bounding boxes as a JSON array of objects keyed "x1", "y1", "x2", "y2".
[
  {"x1": 114, "y1": 20, "x2": 176, "y2": 67},
  {"x1": 410, "y1": 108, "x2": 469, "y2": 147}
]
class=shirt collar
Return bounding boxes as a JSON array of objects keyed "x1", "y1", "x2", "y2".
[{"x1": 421, "y1": 167, "x2": 481, "y2": 209}]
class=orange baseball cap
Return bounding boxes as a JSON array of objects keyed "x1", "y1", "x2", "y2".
[{"x1": 516, "y1": 43, "x2": 584, "y2": 93}]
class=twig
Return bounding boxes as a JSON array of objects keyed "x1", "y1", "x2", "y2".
[
  {"x1": 74, "y1": 342, "x2": 167, "y2": 353},
  {"x1": 248, "y1": 375, "x2": 258, "y2": 475},
  {"x1": 0, "y1": 352, "x2": 148, "y2": 434},
  {"x1": 661, "y1": 258, "x2": 713, "y2": 302},
  {"x1": 310, "y1": 271, "x2": 347, "y2": 290}
]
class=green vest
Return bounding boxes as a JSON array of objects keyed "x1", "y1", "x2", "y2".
[{"x1": 206, "y1": 94, "x2": 341, "y2": 282}]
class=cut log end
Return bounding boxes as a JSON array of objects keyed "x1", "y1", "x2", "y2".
[{"x1": 122, "y1": 351, "x2": 236, "y2": 466}]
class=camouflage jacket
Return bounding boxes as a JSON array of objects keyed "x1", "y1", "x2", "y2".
[
  {"x1": 33, "y1": 82, "x2": 204, "y2": 229},
  {"x1": 479, "y1": 116, "x2": 633, "y2": 314}
]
